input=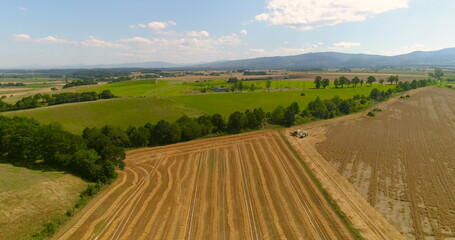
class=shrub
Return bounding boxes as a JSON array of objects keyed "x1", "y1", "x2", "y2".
[{"x1": 367, "y1": 111, "x2": 376, "y2": 117}]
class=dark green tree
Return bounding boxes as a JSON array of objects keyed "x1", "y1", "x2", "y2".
[
  {"x1": 245, "y1": 110, "x2": 259, "y2": 129},
  {"x1": 339, "y1": 76, "x2": 348, "y2": 88},
  {"x1": 100, "y1": 90, "x2": 115, "y2": 99},
  {"x1": 429, "y1": 68, "x2": 444, "y2": 79},
  {"x1": 126, "y1": 126, "x2": 149, "y2": 147},
  {"x1": 227, "y1": 111, "x2": 246, "y2": 133},
  {"x1": 334, "y1": 78, "x2": 339, "y2": 88},
  {"x1": 266, "y1": 80, "x2": 272, "y2": 92},
  {"x1": 322, "y1": 78, "x2": 330, "y2": 88},
  {"x1": 288, "y1": 102, "x2": 300, "y2": 114},
  {"x1": 211, "y1": 114, "x2": 226, "y2": 132},
  {"x1": 367, "y1": 76, "x2": 376, "y2": 86},
  {"x1": 284, "y1": 107, "x2": 296, "y2": 126},
  {"x1": 197, "y1": 115, "x2": 215, "y2": 136},
  {"x1": 101, "y1": 125, "x2": 130, "y2": 147},
  {"x1": 314, "y1": 76, "x2": 322, "y2": 89},
  {"x1": 352, "y1": 76, "x2": 360, "y2": 87},
  {"x1": 253, "y1": 108, "x2": 266, "y2": 125},
  {"x1": 270, "y1": 105, "x2": 286, "y2": 124},
  {"x1": 152, "y1": 120, "x2": 181, "y2": 144}
]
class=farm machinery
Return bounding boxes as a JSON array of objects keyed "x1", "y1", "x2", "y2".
[{"x1": 291, "y1": 129, "x2": 308, "y2": 138}]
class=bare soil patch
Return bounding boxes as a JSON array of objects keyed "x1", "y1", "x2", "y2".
[{"x1": 314, "y1": 87, "x2": 455, "y2": 239}]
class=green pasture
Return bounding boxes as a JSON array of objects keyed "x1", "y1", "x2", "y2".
[
  {"x1": 80, "y1": 79, "x2": 168, "y2": 97},
  {"x1": 3, "y1": 97, "x2": 203, "y2": 134},
  {"x1": 171, "y1": 84, "x2": 395, "y2": 116}
]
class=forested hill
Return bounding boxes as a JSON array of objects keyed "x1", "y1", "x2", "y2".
[{"x1": 190, "y1": 48, "x2": 455, "y2": 70}]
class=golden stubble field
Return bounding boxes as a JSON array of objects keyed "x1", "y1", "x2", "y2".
[
  {"x1": 55, "y1": 131, "x2": 357, "y2": 240},
  {"x1": 313, "y1": 87, "x2": 455, "y2": 239}
]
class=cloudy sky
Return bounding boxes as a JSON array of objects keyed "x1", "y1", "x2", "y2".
[{"x1": 1, "y1": 0, "x2": 454, "y2": 67}]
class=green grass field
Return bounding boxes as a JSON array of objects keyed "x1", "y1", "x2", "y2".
[
  {"x1": 3, "y1": 97, "x2": 203, "y2": 133},
  {"x1": 171, "y1": 85, "x2": 395, "y2": 116},
  {"x1": 80, "y1": 79, "x2": 168, "y2": 97},
  {"x1": 3, "y1": 84, "x2": 393, "y2": 133},
  {"x1": 0, "y1": 163, "x2": 87, "y2": 240}
]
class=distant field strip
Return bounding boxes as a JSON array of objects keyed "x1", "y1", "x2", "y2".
[{"x1": 55, "y1": 131, "x2": 354, "y2": 240}]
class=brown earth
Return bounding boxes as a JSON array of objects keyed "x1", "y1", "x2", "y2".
[
  {"x1": 312, "y1": 87, "x2": 455, "y2": 239},
  {"x1": 284, "y1": 132, "x2": 405, "y2": 240},
  {"x1": 54, "y1": 131, "x2": 356, "y2": 240}
]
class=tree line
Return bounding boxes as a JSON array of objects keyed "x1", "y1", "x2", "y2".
[
  {"x1": 0, "y1": 90, "x2": 115, "y2": 112},
  {"x1": 0, "y1": 82, "x2": 26, "y2": 87},
  {"x1": 313, "y1": 75, "x2": 407, "y2": 89},
  {"x1": 63, "y1": 80, "x2": 98, "y2": 89}
]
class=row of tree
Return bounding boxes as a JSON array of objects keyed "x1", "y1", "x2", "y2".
[
  {"x1": 0, "y1": 117, "x2": 125, "y2": 183},
  {"x1": 63, "y1": 80, "x2": 98, "y2": 89},
  {"x1": 0, "y1": 82, "x2": 25, "y2": 87},
  {"x1": 0, "y1": 90, "x2": 115, "y2": 112},
  {"x1": 118, "y1": 109, "x2": 268, "y2": 148},
  {"x1": 313, "y1": 75, "x2": 403, "y2": 89}
]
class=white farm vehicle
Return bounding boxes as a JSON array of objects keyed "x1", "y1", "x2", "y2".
[{"x1": 291, "y1": 129, "x2": 308, "y2": 138}]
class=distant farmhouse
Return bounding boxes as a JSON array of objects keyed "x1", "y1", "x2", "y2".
[{"x1": 212, "y1": 86, "x2": 228, "y2": 92}]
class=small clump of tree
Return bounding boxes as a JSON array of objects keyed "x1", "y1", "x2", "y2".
[
  {"x1": 0, "y1": 90, "x2": 116, "y2": 112},
  {"x1": 0, "y1": 116, "x2": 125, "y2": 183}
]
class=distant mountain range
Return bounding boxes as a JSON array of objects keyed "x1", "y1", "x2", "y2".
[
  {"x1": 6, "y1": 47, "x2": 455, "y2": 70},
  {"x1": 191, "y1": 48, "x2": 455, "y2": 70},
  {"x1": 9, "y1": 61, "x2": 184, "y2": 70}
]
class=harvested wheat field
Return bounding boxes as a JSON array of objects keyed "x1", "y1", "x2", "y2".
[
  {"x1": 311, "y1": 87, "x2": 455, "y2": 239},
  {"x1": 55, "y1": 131, "x2": 354, "y2": 240}
]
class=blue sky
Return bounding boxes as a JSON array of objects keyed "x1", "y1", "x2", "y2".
[{"x1": 1, "y1": 0, "x2": 454, "y2": 67}]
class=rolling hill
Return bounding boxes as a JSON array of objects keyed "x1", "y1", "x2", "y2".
[{"x1": 192, "y1": 48, "x2": 455, "y2": 70}]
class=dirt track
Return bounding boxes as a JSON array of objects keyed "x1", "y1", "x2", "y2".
[
  {"x1": 55, "y1": 131, "x2": 353, "y2": 240},
  {"x1": 313, "y1": 87, "x2": 455, "y2": 239}
]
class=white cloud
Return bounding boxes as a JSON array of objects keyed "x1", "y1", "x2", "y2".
[
  {"x1": 249, "y1": 49, "x2": 267, "y2": 54},
  {"x1": 247, "y1": 43, "x2": 322, "y2": 58},
  {"x1": 118, "y1": 33, "x2": 242, "y2": 63},
  {"x1": 12, "y1": 34, "x2": 31, "y2": 41},
  {"x1": 19, "y1": 6, "x2": 27, "y2": 11},
  {"x1": 81, "y1": 37, "x2": 127, "y2": 48},
  {"x1": 186, "y1": 31, "x2": 210, "y2": 38},
  {"x1": 256, "y1": 0, "x2": 409, "y2": 30},
  {"x1": 216, "y1": 34, "x2": 241, "y2": 45},
  {"x1": 381, "y1": 44, "x2": 430, "y2": 56},
  {"x1": 12, "y1": 34, "x2": 76, "y2": 44},
  {"x1": 240, "y1": 29, "x2": 248, "y2": 36},
  {"x1": 121, "y1": 36, "x2": 154, "y2": 45},
  {"x1": 333, "y1": 42, "x2": 361, "y2": 49},
  {"x1": 129, "y1": 24, "x2": 146, "y2": 29},
  {"x1": 121, "y1": 33, "x2": 241, "y2": 49},
  {"x1": 147, "y1": 21, "x2": 176, "y2": 30},
  {"x1": 129, "y1": 21, "x2": 177, "y2": 33},
  {"x1": 12, "y1": 34, "x2": 125, "y2": 48}
]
